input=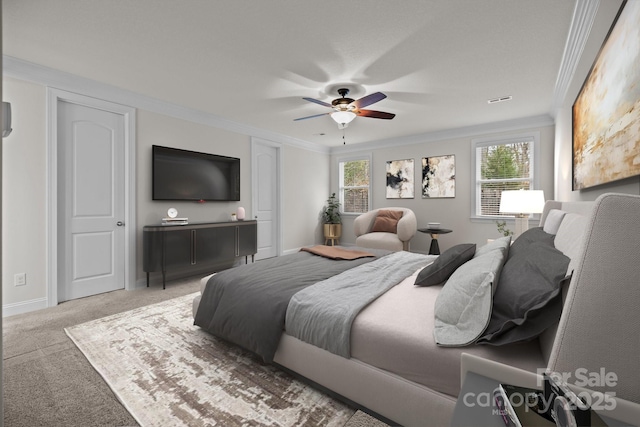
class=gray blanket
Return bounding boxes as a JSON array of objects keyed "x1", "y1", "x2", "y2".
[
  {"x1": 285, "y1": 251, "x2": 434, "y2": 357},
  {"x1": 193, "y1": 248, "x2": 390, "y2": 362}
]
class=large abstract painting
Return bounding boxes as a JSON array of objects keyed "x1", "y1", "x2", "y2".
[
  {"x1": 386, "y1": 159, "x2": 414, "y2": 199},
  {"x1": 422, "y1": 155, "x2": 455, "y2": 198},
  {"x1": 572, "y1": 0, "x2": 640, "y2": 190}
]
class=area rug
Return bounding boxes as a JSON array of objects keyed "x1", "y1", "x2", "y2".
[{"x1": 65, "y1": 292, "x2": 355, "y2": 427}]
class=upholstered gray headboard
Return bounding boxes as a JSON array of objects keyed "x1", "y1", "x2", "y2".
[
  {"x1": 546, "y1": 193, "x2": 640, "y2": 404},
  {"x1": 536, "y1": 200, "x2": 594, "y2": 363}
]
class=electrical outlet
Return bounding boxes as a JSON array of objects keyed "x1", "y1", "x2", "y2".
[{"x1": 14, "y1": 273, "x2": 26, "y2": 286}]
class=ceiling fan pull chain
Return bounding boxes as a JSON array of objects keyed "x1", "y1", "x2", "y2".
[{"x1": 342, "y1": 128, "x2": 346, "y2": 145}]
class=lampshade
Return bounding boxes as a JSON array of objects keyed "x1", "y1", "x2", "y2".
[
  {"x1": 331, "y1": 111, "x2": 356, "y2": 125},
  {"x1": 499, "y1": 190, "x2": 545, "y2": 214}
]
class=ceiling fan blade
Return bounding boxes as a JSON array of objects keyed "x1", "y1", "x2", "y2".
[
  {"x1": 353, "y1": 92, "x2": 387, "y2": 109},
  {"x1": 293, "y1": 112, "x2": 331, "y2": 121},
  {"x1": 356, "y1": 109, "x2": 395, "y2": 120},
  {"x1": 303, "y1": 97, "x2": 333, "y2": 108}
]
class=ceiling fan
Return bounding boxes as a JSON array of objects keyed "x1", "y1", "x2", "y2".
[{"x1": 294, "y1": 88, "x2": 395, "y2": 128}]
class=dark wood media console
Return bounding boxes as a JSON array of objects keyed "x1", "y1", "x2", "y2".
[{"x1": 143, "y1": 220, "x2": 257, "y2": 289}]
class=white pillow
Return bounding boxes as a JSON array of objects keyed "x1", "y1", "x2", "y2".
[
  {"x1": 433, "y1": 246, "x2": 507, "y2": 346},
  {"x1": 543, "y1": 209, "x2": 566, "y2": 235}
]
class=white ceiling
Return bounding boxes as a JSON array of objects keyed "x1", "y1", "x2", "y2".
[{"x1": 3, "y1": 0, "x2": 577, "y2": 147}]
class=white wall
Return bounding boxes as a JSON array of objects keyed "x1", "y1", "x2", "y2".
[
  {"x1": 554, "y1": 0, "x2": 640, "y2": 201},
  {"x1": 281, "y1": 145, "x2": 330, "y2": 250},
  {"x1": 331, "y1": 124, "x2": 556, "y2": 254},
  {"x1": 2, "y1": 76, "x2": 328, "y2": 314},
  {"x1": 2, "y1": 78, "x2": 48, "y2": 312}
]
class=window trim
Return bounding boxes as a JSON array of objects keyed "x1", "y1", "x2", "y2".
[
  {"x1": 470, "y1": 132, "x2": 540, "y2": 221},
  {"x1": 338, "y1": 154, "x2": 372, "y2": 216}
]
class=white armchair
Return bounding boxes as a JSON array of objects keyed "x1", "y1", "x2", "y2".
[{"x1": 353, "y1": 207, "x2": 417, "y2": 251}]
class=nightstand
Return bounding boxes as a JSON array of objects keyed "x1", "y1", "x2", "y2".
[{"x1": 452, "y1": 354, "x2": 640, "y2": 427}]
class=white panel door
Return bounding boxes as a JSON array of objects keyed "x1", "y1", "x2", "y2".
[
  {"x1": 254, "y1": 142, "x2": 278, "y2": 260},
  {"x1": 58, "y1": 101, "x2": 126, "y2": 301}
]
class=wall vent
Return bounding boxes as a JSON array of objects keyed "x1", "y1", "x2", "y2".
[{"x1": 487, "y1": 96, "x2": 513, "y2": 104}]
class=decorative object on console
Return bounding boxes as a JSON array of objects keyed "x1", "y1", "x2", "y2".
[
  {"x1": 422, "y1": 155, "x2": 455, "y2": 198},
  {"x1": 230, "y1": 213, "x2": 237, "y2": 221},
  {"x1": 499, "y1": 189, "x2": 545, "y2": 238},
  {"x1": 162, "y1": 207, "x2": 188, "y2": 225},
  {"x1": 236, "y1": 206, "x2": 245, "y2": 220},
  {"x1": 386, "y1": 159, "x2": 414, "y2": 199},
  {"x1": 322, "y1": 193, "x2": 342, "y2": 246},
  {"x1": 572, "y1": 1, "x2": 640, "y2": 190}
]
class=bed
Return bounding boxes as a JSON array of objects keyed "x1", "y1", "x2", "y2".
[{"x1": 192, "y1": 194, "x2": 640, "y2": 426}]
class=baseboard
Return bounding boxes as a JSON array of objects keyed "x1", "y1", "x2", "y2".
[{"x1": 3, "y1": 297, "x2": 48, "y2": 317}]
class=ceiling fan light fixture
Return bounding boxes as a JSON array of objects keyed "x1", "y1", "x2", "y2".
[{"x1": 331, "y1": 111, "x2": 356, "y2": 125}]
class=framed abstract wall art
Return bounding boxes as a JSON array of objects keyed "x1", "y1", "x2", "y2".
[
  {"x1": 386, "y1": 159, "x2": 414, "y2": 199},
  {"x1": 422, "y1": 155, "x2": 455, "y2": 198},
  {"x1": 572, "y1": 0, "x2": 640, "y2": 190}
]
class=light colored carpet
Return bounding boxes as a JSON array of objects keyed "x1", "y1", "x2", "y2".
[
  {"x1": 4, "y1": 275, "x2": 390, "y2": 426},
  {"x1": 66, "y1": 292, "x2": 362, "y2": 426}
]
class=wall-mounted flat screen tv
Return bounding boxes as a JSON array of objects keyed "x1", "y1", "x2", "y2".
[{"x1": 152, "y1": 145, "x2": 240, "y2": 201}]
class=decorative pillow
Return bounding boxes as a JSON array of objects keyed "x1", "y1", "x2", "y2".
[
  {"x1": 508, "y1": 227, "x2": 555, "y2": 261},
  {"x1": 473, "y1": 235, "x2": 511, "y2": 259},
  {"x1": 414, "y1": 243, "x2": 476, "y2": 287},
  {"x1": 370, "y1": 210, "x2": 404, "y2": 233},
  {"x1": 477, "y1": 241, "x2": 570, "y2": 346},
  {"x1": 433, "y1": 246, "x2": 508, "y2": 346},
  {"x1": 542, "y1": 209, "x2": 567, "y2": 235}
]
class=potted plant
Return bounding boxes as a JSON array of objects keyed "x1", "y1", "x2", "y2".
[
  {"x1": 322, "y1": 193, "x2": 342, "y2": 244},
  {"x1": 496, "y1": 220, "x2": 514, "y2": 237}
]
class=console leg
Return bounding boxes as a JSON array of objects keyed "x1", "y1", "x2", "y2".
[
  {"x1": 162, "y1": 271, "x2": 166, "y2": 290},
  {"x1": 146, "y1": 272, "x2": 149, "y2": 287}
]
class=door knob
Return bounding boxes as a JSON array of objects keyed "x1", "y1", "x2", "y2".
[{"x1": 116, "y1": 221, "x2": 125, "y2": 226}]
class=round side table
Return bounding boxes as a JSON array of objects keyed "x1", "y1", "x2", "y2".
[{"x1": 418, "y1": 228, "x2": 452, "y2": 255}]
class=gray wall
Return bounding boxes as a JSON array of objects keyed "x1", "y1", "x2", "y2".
[{"x1": 331, "y1": 125, "x2": 556, "y2": 254}]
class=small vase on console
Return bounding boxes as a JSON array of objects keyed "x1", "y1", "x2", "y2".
[{"x1": 237, "y1": 207, "x2": 245, "y2": 221}]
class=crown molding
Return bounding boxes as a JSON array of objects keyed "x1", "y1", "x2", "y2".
[
  {"x1": 550, "y1": 0, "x2": 600, "y2": 116},
  {"x1": 3, "y1": 55, "x2": 330, "y2": 155},
  {"x1": 329, "y1": 114, "x2": 555, "y2": 155}
]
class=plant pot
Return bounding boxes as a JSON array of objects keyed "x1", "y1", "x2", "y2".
[{"x1": 323, "y1": 223, "x2": 342, "y2": 245}]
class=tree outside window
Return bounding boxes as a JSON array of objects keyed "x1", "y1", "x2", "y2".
[
  {"x1": 475, "y1": 139, "x2": 534, "y2": 217},
  {"x1": 339, "y1": 158, "x2": 370, "y2": 214}
]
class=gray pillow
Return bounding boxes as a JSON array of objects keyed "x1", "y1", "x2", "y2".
[
  {"x1": 477, "y1": 241, "x2": 570, "y2": 346},
  {"x1": 414, "y1": 243, "x2": 476, "y2": 287},
  {"x1": 433, "y1": 246, "x2": 507, "y2": 346},
  {"x1": 473, "y1": 235, "x2": 511, "y2": 259},
  {"x1": 508, "y1": 227, "x2": 555, "y2": 261}
]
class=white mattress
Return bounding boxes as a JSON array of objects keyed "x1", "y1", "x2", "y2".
[{"x1": 350, "y1": 268, "x2": 546, "y2": 397}]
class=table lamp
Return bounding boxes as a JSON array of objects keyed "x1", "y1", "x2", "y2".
[{"x1": 499, "y1": 190, "x2": 545, "y2": 238}]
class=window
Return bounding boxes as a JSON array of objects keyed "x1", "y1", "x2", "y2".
[
  {"x1": 472, "y1": 133, "x2": 539, "y2": 218},
  {"x1": 339, "y1": 156, "x2": 371, "y2": 214}
]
